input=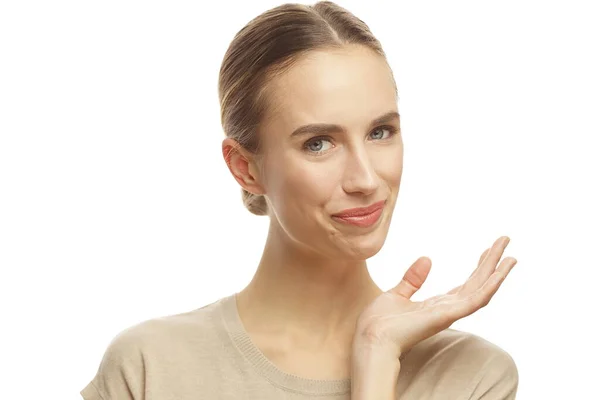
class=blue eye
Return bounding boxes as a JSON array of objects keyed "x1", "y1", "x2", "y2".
[
  {"x1": 303, "y1": 126, "x2": 397, "y2": 156},
  {"x1": 304, "y1": 137, "x2": 334, "y2": 154},
  {"x1": 370, "y1": 126, "x2": 395, "y2": 140}
]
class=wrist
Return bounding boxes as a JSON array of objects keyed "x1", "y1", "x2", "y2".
[
  {"x1": 351, "y1": 337, "x2": 400, "y2": 363},
  {"x1": 352, "y1": 322, "x2": 402, "y2": 360},
  {"x1": 350, "y1": 346, "x2": 401, "y2": 400}
]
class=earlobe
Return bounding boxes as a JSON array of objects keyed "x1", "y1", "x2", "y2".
[{"x1": 222, "y1": 138, "x2": 265, "y2": 196}]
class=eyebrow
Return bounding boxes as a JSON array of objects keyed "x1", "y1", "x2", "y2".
[{"x1": 290, "y1": 111, "x2": 400, "y2": 137}]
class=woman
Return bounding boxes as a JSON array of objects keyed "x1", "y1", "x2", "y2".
[{"x1": 81, "y1": 1, "x2": 518, "y2": 399}]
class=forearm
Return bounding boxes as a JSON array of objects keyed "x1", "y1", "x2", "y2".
[{"x1": 350, "y1": 348, "x2": 401, "y2": 400}]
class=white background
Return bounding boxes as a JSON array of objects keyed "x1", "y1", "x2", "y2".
[{"x1": 1, "y1": 0, "x2": 599, "y2": 398}]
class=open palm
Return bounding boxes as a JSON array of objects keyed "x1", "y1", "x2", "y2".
[{"x1": 353, "y1": 236, "x2": 517, "y2": 358}]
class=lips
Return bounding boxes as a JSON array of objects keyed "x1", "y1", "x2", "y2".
[
  {"x1": 331, "y1": 200, "x2": 386, "y2": 228},
  {"x1": 332, "y1": 200, "x2": 386, "y2": 218}
]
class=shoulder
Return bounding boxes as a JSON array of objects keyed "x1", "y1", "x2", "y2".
[
  {"x1": 412, "y1": 327, "x2": 516, "y2": 363},
  {"x1": 399, "y1": 329, "x2": 518, "y2": 399},
  {"x1": 105, "y1": 297, "x2": 222, "y2": 357},
  {"x1": 81, "y1": 298, "x2": 224, "y2": 400}
]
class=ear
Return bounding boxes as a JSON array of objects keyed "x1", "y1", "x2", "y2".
[{"x1": 222, "y1": 138, "x2": 265, "y2": 195}]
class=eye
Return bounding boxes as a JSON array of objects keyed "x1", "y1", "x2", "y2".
[
  {"x1": 369, "y1": 126, "x2": 397, "y2": 140},
  {"x1": 304, "y1": 137, "x2": 334, "y2": 154}
]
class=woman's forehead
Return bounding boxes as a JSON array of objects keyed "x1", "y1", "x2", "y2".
[{"x1": 265, "y1": 48, "x2": 397, "y2": 132}]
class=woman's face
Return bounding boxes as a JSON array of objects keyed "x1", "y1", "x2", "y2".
[{"x1": 258, "y1": 45, "x2": 403, "y2": 260}]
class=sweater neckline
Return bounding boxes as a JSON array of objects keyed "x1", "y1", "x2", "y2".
[{"x1": 218, "y1": 292, "x2": 352, "y2": 396}]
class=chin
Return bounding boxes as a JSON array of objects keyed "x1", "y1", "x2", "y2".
[
  {"x1": 315, "y1": 213, "x2": 391, "y2": 260},
  {"x1": 335, "y1": 230, "x2": 388, "y2": 260}
]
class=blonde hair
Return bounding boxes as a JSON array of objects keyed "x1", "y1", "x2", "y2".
[{"x1": 218, "y1": 1, "x2": 389, "y2": 215}]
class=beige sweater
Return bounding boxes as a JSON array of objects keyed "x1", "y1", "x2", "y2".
[{"x1": 81, "y1": 294, "x2": 518, "y2": 399}]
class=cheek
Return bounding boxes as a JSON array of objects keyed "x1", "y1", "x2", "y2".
[
  {"x1": 265, "y1": 156, "x2": 338, "y2": 211},
  {"x1": 390, "y1": 157, "x2": 403, "y2": 183},
  {"x1": 374, "y1": 147, "x2": 403, "y2": 186}
]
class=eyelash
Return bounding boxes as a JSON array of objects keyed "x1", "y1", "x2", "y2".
[{"x1": 303, "y1": 125, "x2": 399, "y2": 156}]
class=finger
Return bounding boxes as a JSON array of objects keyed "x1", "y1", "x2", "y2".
[
  {"x1": 390, "y1": 256, "x2": 432, "y2": 299},
  {"x1": 460, "y1": 236, "x2": 510, "y2": 295},
  {"x1": 447, "y1": 248, "x2": 491, "y2": 295},
  {"x1": 473, "y1": 248, "x2": 491, "y2": 276},
  {"x1": 446, "y1": 256, "x2": 517, "y2": 319}
]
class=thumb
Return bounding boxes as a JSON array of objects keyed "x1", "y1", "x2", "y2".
[{"x1": 389, "y1": 257, "x2": 432, "y2": 299}]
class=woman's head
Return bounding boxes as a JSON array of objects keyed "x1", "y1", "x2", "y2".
[{"x1": 219, "y1": 1, "x2": 402, "y2": 260}]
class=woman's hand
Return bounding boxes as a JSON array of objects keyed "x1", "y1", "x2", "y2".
[{"x1": 352, "y1": 236, "x2": 517, "y2": 360}]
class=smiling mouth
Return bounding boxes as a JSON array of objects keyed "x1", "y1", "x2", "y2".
[{"x1": 331, "y1": 200, "x2": 386, "y2": 227}]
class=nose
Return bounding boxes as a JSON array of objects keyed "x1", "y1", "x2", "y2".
[{"x1": 341, "y1": 146, "x2": 379, "y2": 196}]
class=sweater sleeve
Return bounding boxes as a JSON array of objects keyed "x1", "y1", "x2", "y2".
[
  {"x1": 463, "y1": 350, "x2": 519, "y2": 400},
  {"x1": 80, "y1": 327, "x2": 147, "y2": 400}
]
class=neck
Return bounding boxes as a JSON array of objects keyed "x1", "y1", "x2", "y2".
[{"x1": 236, "y1": 220, "x2": 383, "y2": 347}]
